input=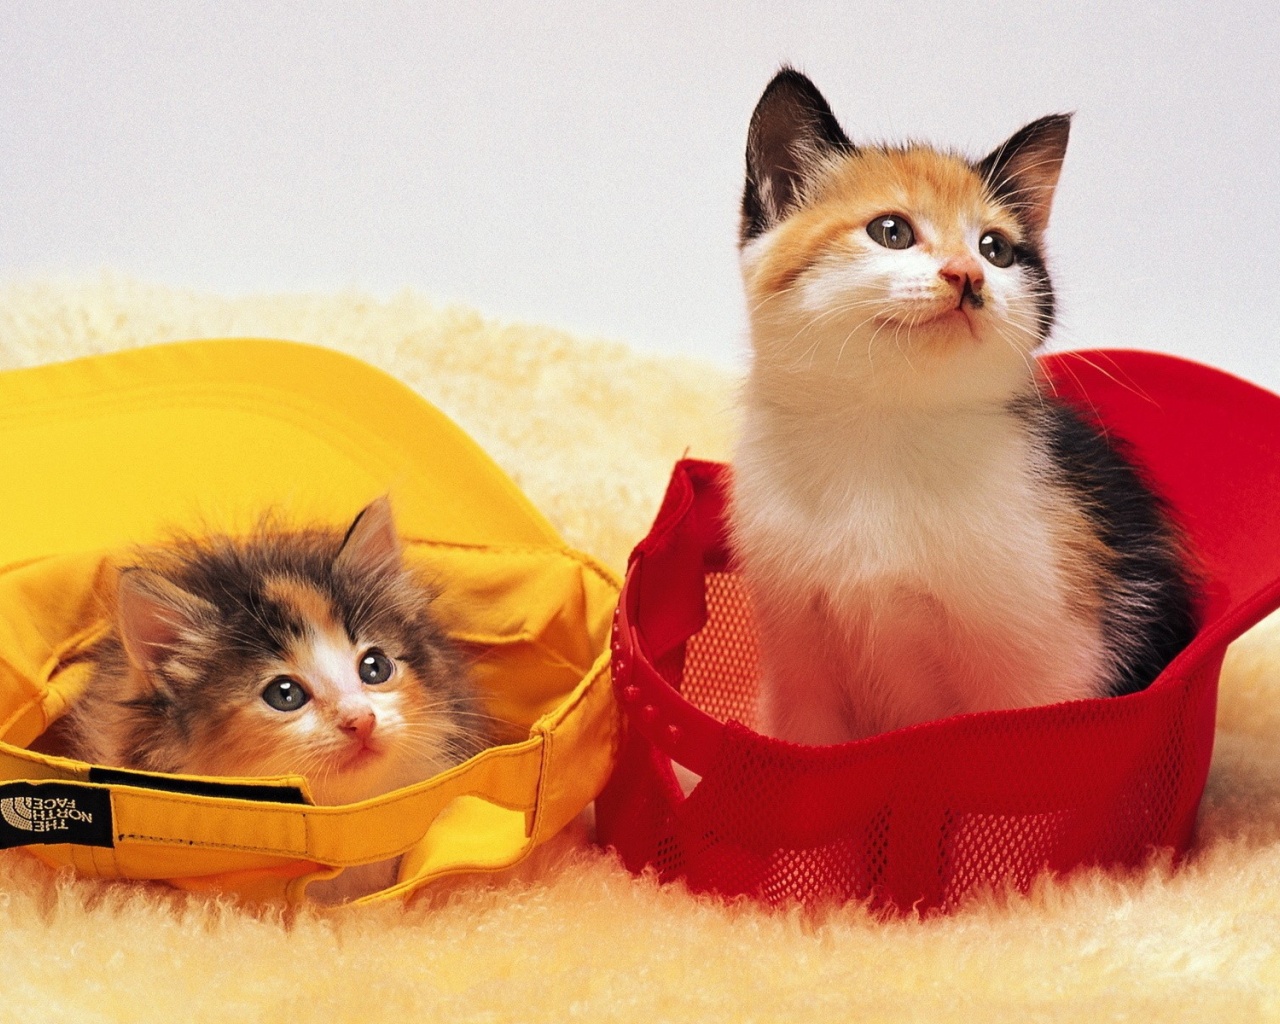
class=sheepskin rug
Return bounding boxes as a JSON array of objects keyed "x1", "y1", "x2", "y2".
[{"x1": 2, "y1": 275, "x2": 1279, "y2": 1023}]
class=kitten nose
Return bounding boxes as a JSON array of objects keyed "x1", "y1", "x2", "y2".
[
  {"x1": 939, "y1": 255, "x2": 985, "y2": 296},
  {"x1": 339, "y1": 708, "x2": 376, "y2": 744}
]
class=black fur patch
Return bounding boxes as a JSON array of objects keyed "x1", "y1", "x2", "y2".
[
  {"x1": 1010, "y1": 244, "x2": 1055, "y2": 343},
  {"x1": 741, "y1": 67, "x2": 854, "y2": 243},
  {"x1": 1017, "y1": 396, "x2": 1198, "y2": 696},
  {"x1": 976, "y1": 113, "x2": 1072, "y2": 232}
]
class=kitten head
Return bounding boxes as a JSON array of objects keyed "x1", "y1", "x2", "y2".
[
  {"x1": 740, "y1": 68, "x2": 1070, "y2": 410},
  {"x1": 109, "y1": 497, "x2": 487, "y2": 805}
]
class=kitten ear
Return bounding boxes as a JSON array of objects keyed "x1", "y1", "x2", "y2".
[
  {"x1": 335, "y1": 496, "x2": 401, "y2": 575},
  {"x1": 978, "y1": 114, "x2": 1072, "y2": 236},
  {"x1": 741, "y1": 68, "x2": 853, "y2": 244},
  {"x1": 117, "y1": 569, "x2": 213, "y2": 677}
]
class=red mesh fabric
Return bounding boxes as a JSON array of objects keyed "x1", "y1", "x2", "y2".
[{"x1": 596, "y1": 350, "x2": 1280, "y2": 912}]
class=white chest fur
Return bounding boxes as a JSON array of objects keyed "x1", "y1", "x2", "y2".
[{"x1": 731, "y1": 393, "x2": 1108, "y2": 744}]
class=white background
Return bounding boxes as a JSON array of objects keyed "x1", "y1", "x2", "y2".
[{"x1": 2, "y1": 2, "x2": 1278, "y2": 382}]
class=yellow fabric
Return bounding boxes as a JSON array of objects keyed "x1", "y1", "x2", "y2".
[{"x1": 0, "y1": 339, "x2": 620, "y2": 905}]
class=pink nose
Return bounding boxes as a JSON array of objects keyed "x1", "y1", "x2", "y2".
[
  {"x1": 939, "y1": 255, "x2": 985, "y2": 296},
  {"x1": 339, "y1": 709, "x2": 376, "y2": 744}
]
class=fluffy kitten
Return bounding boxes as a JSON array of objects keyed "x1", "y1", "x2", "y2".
[
  {"x1": 729, "y1": 69, "x2": 1196, "y2": 745},
  {"x1": 64, "y1": 496, "x2": 490, "y2": 901}
]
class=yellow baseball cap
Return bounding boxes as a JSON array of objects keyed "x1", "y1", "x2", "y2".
[{"x1": 0, "y1": 339, "x2": 619, "y2": 905}]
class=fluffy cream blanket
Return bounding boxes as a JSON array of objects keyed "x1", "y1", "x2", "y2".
[{"x1": 2, "y1": 276, "x2": 1278, "y2": 1022}]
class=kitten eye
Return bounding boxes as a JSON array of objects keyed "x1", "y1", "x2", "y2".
[
  {"x1": 358, "y1": 648, "x2": 394, "y2": 685},
  {"x1": 979, "y1": 230, "x2": 1015, "y2": 268},
  {"x1": 866, "y1": 215, "x2": 915, "y2": 250},
  {"x1": 262, "y1": 676, "x2": 310, "y2": 712}
]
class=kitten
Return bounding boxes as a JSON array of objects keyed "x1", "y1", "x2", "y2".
[
  {"x1": 63, "y1": 496, "x2": 491, "y2": 901},
  {"x1": 729, "y1": 69, "x2": 1196, "y2": 745}
]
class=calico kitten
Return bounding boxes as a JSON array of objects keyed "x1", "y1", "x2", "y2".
[
  {"x1": 64, "y1": 496, "x2": 490, "y2": 901},
  {"x1": 729, "y1": 69, "x2": 1196, "y2": 745}
]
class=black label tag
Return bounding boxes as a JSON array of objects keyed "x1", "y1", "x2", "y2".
[{"x1": 0, "y1": 782, "x2": 114, "y2": 849}]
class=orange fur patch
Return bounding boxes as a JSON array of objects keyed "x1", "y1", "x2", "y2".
[
  {"x1": 1044, "y1": 495, "x2": 1112, "y2": 628},
  {"x1": 748, "y1": 147, "x2": 1025, "y2": 298},
  {"x1": 264, "y1": 575, "x2": 339, "y2": 634}
]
